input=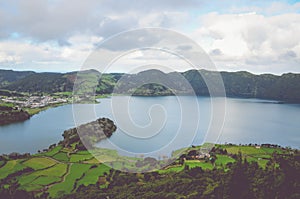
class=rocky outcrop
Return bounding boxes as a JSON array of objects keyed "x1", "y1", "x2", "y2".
[
  {"x1": 60, "y1": 118, "x2": 117, "y2": 150},
  {"x1": 0, "y1": 106, "x2": 30, "y2": 125}
]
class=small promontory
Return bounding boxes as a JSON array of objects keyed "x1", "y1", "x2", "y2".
[
  {"x1": 0, "y1": 106, "x2": 30, "y2": 125},
  {"x1": 59, "y1": 117, "x2": 117, "y2": 150}
]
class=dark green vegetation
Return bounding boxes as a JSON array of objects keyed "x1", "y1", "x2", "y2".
[
  {"x1": 0, "y1": 69, "x2": 100, "y2": 95},
  {"x1": 0, "y1": 70, "x2": 35, "y2": 87},
  {"x1": 59, "y1": 117, "x2": 117, "y2": 150},
  {"x1": 0, "y1": 139, "x2": 299, "y2": 198},
  {"x1": 0, "y1": 105, "x2": 30, "y2": 125},
  {"x1": 62, "y1": 148, "x2": 299, "y2": 199},
  {"x1": 1, "y1": 72, "x2": 75, "y2": 94},
  {"x1": 0, "y1": 118, "x2": 117, "y2": 198},
  {"x1": 113, "y1": 69, "x2": 300, "y2": 102},
  {"x1": 132, "y1": 83, "x2": 173, "y2": 96},
  {"x1": 1, "y1": 69, "x2": 300, "y2": 102}
]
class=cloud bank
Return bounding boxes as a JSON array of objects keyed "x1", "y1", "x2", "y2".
[{"x1": 0, "y1": 0, "x2": 299, "y2": 74}]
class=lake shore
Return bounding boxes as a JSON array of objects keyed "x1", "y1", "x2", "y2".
[{"x1": 0, "y1": 94, "x2": 110, "y2": 126}]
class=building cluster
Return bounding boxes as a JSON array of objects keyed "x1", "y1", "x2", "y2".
[{"x1": 1, "y1": 95, "x2": 68, "y2": 108}]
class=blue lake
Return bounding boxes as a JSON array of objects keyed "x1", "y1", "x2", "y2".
[{"x1": 0, "y1": 96, "x2": 299, "y2": 156}]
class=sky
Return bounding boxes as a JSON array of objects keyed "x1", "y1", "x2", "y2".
[{"x1": 0, "y1": 0, "x2": 299, "y2": 74}]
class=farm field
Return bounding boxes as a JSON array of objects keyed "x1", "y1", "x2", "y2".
[
  {"x1": 47, "y1": 164, "x2": 91, "y2": 198},
  {"x1": 0, "y1": 159, "x2": 26, "y2": 180},
  {"x1": 0, "y1": 143, "x2": 293, "y2": 198},
  {"x1": 22, "y1": 157, "x2": 57, "y2": 170}
]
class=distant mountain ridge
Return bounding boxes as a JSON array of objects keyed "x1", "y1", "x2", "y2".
[
  {"x1": 0, "y1": 69, "x2": 35, "y2": 87},
  {"x1": 0, "y1": 69, "x2": 300, "y2": 103}
]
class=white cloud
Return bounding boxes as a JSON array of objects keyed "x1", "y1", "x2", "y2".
[
  {"x1": 229, "y1": 2, "x2": 300, "y2": 16},
  {"x1": 138, "y1": 12, "x2": 189, "y2": 28},
  {"x1": 0, "y1": 0, "x2": 196, "y2": 43},
  {"x1": 193, "y1": 12, "x2": 300, "y2": 74},
  {"x1": 106, "y1": 48, "x2": 194, "y2": 73},
  {"x1": 0, "y1": 1, "x2": 299, "y2": 74},
  {"x1": 0, "y1": 33, "x2": 104, "y2": 72}
]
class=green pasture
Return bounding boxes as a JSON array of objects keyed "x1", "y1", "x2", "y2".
[
  {"x1": 158, "y1": 165, "x2": 184, "y2": 174},
  {"x1": 22, "y1": 157, "x2": 57, "y2": 170},
  {"x1": 77, "y1": 164, "x2": 110, "y2": 187},
  {"x1": 185, "y1": 160, "x2": 214, "y2": 170},
  {"x1": 53, "y1": 152, "x2": 69, "y2": 162},
  {"x1": 215, "y1": 155, "x2": 236, "y2": 166},
  {"x1": 40, "y1": 146, "x2": 62, "y2": 157},
  {"x1": 18, "y1": 163, "x2": 67, "y2": 188},
  {"x1": 0, "y1": 160, "x2": 26, "y2": 180},
  {"x1": 69, "y1": 153, "x2": 94, "y2": 163},
  {"x1": 47, "y1": 163, "x2": 91, "y2": 198}
]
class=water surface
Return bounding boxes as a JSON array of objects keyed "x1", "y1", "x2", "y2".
[{"x1": 0, "y1": 96, "x2": 299, "y2": 156}]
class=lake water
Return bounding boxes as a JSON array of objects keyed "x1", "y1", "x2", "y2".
[{"x1": 0, "y1": 96, "x2": 299, "y2": 156}]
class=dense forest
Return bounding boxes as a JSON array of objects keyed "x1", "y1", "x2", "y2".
[{"x1": 1, "y1": 69, "x2": 300, "y2": 103}]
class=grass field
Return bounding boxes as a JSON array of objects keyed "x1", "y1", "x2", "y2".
[
  {"x1": 0, "y1": 102, "x2": 14, "y2": 107},
  {"x1": 0, "y1": 160, "x2": 5, "y2": 168},
  {"x1": 218, "y1": 145, "x2": 284, "y2": 168},
  {"x1": 185, "y1": 160, "x2": 214, "y2": 170},
  {"x1": 250, "y1": 154, "x2": 272, "y2": 159},
  {"x1": 24, "y1": 107, "x2": 49, "y2": 115},
  {"x1": 20, "y1": 184, "x2": 43, "y2": 192},
  {"x1": 220, "y1": 145, "x2": 286, "y2": 156},
  {"x1": 77, "y1": 164, "x2": 110, "y2": 187},
  {"x1": 245, "y1": 156, "x2": 270, "y2": 168},
  {"x1": 31, "y1": 176, "x2": 61, "y2": 186},
  {"x1": 40, "y1": 146, "x2": 62, "y2": 157},
  {"x1": 83, "y1": 158, "x2": 101, "y2": 164},
  {"x1": 47, "y1": 164, "x2": 91, "y2": 198},
  {"x1": 18, "y1": 163, "x2": 68, "y2": 188},
  {"x1": 22, "y1": 157, "x2": 57, "y2": 170},
  {"x1": 158, "y1": 165, "x2": 184, "y2": 174},
  {"x1": 261, "y1": 147, "x2": 287, "y2": 154},
  {"x1": 0, "y1": 143, "x2": 290, "y2": 198},
  {"x1": 215, "y1": 155, "x2": 236, "y2": 166},
  {"x1": 75, "y1": 150, "x2": 92, "y2": 155},
  {"x1": 222, "y1": 146, "x2": 266, "y2": 155},
  {"x1": 69, "y1": 153, "x2": 93, "y2": 163},
  {"x1": 0, "y1": 160, "x2": 26, "y2": 180},
  {"x1": 53, "y1": 152, "x2": 69, "y2": 162}
]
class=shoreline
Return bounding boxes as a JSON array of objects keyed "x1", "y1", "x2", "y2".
[{"x1": 0, "y1": 94, "x2": 110, "y2": 126}]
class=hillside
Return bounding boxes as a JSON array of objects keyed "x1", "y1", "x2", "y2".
[
  {"x1": 0, "y1": 117, "x2": 117, "y2": 198},
  {"x1": 221, "y1": 71, "x2": 300, "y2": 102},
  {"x1": 3, "y1": 72, "x2": 75, "y2": 93},
  {"x1": 98, "y1": 69, "x2": 300, "y2": 102},
  {"x1": 0, "y1": 70, "x2": 35, "y2": 87},
  {"x1": 0, "y1": 132, "x2": 299, "y2": 198},
  {"x1": 1, "y1": 69, "x2": 300, "y2": 103}
]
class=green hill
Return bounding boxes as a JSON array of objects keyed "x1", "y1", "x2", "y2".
[
  {"x1": 1, "y1": 69, "x2": 300, "y2": 102},
  {"x1": 0, "y1": 70, "x2": 34, "y2": 87},
  {"x1": 0, "y1": 135, "x2": 298, "y2": 198},
  {"x1": 3, "y1": 73, "x2": 73, "y2": 93}
]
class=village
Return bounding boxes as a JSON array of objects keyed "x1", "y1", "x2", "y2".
[{"x1": 0, "y1": 95, "x2": 69, "y2": 109}]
